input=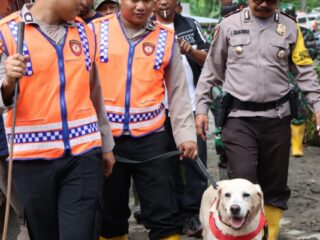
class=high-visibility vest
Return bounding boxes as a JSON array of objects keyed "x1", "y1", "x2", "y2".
[
  {"x1": 91, "y1": 14, "x2": 175, "y2": 137},
  {"x1": 0, "y1": 13, "x2": 102, "y2": 160}
]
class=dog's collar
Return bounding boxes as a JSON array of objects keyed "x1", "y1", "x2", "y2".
[{"x1": 209, "y1": 210, "x2": 268, "y2": 240}]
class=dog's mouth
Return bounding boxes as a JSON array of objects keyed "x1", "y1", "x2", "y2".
[{"x1": 230, "y1": 216, "x2": 246, "y2": 229}]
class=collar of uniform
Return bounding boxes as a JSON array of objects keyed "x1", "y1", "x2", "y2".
[
  {"x1": 117, "y1": 13, "x2": 154, "y2": 41},
  {"x1": 20, "y1": 3, "x2": 77, "y2": 28},
  {"x1": 244, "y1": 7, "x2": 280, "y2": 25}
]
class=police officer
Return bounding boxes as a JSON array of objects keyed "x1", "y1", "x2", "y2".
[{"x1": 195, "y1": 0, "x2": 320, "y2": 239}]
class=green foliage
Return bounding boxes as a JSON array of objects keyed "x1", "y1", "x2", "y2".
[
  {"x1": 182, "y1": 0, "x2": 320, "y2": 17},
  {"x1": 281, "y1": 0, "x2": 319, "y2": 12},
  {"x1": 305, "y1": 61, "x2": 320, "y2": 146},
  {"x1": 188, "y1": 0, "x2": 220, "y2": 18}
]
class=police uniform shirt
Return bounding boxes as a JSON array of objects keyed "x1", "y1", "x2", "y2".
[{"x1": 196, "y1": 7, "x2": 320, "y2": 118}]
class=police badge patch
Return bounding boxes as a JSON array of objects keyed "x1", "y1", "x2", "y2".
[
  {"x1": 143, "y1": 42, "x2": 155, "y2": 56},
  {"x1": 69, "y1": 40, "x2": 82, "y2": 57}
]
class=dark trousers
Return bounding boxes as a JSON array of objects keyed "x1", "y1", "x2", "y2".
[
  {"x1": 165, "y1": 116, "x2": 207, "y2": 217},
  {"x1": 13, "y1": 148, "x2": 104, "y2": 240},
  {"x1": 100, "y1": 132, "x2": 181, "y2": 240},
  {"x1": 221, "y1": 117, "x2": 291, "y2": 210}
]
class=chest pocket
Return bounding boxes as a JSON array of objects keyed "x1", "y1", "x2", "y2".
[
  {"x1": 270, "y1": 37, "x2": 289, "y2": 65},
  {"x1": 229, "y1": 36, "x2": 251, "y2": 59}
]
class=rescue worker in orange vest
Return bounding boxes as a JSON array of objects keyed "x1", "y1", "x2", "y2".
[
  {"x1": 0, "y1": 0, "x2": 115, "y2": 239},
  {"x1": 90, "y1": 0, "x2": 198, "y2": 239}
]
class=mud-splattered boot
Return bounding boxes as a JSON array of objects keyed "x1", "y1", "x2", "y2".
[
  {"x1": 264, "y1": 205, "x2": 283, "y2": 240},
  {"x1": 291, "y1": 123, "x2": 305, "y2": 157}
]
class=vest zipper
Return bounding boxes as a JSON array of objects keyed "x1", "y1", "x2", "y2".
[
  {"x1": 57, "y1": 46, "x2": 71, "y2": 151},
  {"x1": 33, "y1": 27, "x2": 71, "y2": 152},
  {"x1": 124, "y1": 45, "x2": 135, "y2": 132}
]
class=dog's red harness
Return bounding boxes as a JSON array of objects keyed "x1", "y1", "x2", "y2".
[{"x1": 209, "y1": 210, "x2": 268, "y2": 240}]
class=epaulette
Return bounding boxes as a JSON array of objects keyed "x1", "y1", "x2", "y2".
[
  {"x1": 224, "y1": 8, "x2": 243, "y2": 18},
  {"x1": 280, "y1": 11, "x2": 297, "y2": 23}
]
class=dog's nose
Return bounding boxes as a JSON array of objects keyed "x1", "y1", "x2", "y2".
[{"x1": 230, "y1": 205, "x2": 241, "y2": 215}]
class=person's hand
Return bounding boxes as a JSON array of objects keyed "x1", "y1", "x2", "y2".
[
  {"x1": 103, "y1": 151, "x2": 116, "y2": 177},
  {"x1": 179, "y1": 39, "x2": 192, "y2": 55},
  {"x1": 178, "y1": 141, "x2": 198, "y2": 160},
  {"x1": 196, "y1": 114, "x2": 208, "y2": 141},
  {"x1": 316, "y1": 112, "x2": 320, "y2": 135},
  {"x1": 4, "y1": 53, "x2": 28, "y2": 88}
]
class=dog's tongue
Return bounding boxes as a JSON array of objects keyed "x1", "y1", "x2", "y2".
[{"x1": 231, "y1": 217, "x2": 245, "y2": 229}]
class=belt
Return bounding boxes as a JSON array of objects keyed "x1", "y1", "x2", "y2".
[{"x1": 231, "y1": 91, "x2": 292, "y2": 112}]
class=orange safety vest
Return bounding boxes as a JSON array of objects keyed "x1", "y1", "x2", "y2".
[
  {"x1": 91, "y1": 14, "x2": 175, "y2": 137},
  {"x1": 0, "y1": 13, "x2": 102, "y2": 160}
]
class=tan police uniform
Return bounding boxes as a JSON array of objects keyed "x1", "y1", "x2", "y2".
[{"x1": 195, "y1": 7, "x2": 320, "y2": 210}]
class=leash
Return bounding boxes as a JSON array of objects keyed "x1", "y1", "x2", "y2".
[
  {"x1": 194, "y1": 157, "x2": 219, "y2": 189},
  {"x1": 2, "y1": 21, "x2": 25, "y2": 240},
  {"x1": 116, "y1": 150, "x2": 219, "y2": 189},
  {"x1": 115, "y1": 150, "x2": 182, "y2": 164}
]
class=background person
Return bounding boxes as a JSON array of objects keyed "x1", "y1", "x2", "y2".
[
  {"x1": 195, "y1": 0, "x2": 320, "y2": 239},
  {"x1": 80, "y1": 0, "x2": 103, "y2": 23},
  {"x1": 153, "y1": 0, "x2": 210, "y2": 237},
  {"x1": 93, "y1": 0, "x2": 120, "y2": 16}
]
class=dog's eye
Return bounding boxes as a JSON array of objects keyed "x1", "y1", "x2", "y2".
[
  {"x1": 243, "y1": 193, "x2": 250, "y2": 198},
  {"x1": 225, "y1": 193, "x2": 231, "y2": 198}
]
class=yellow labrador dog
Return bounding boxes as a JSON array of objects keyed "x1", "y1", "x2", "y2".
[{"x1": 200, "y1": 179, "x2": 268, "y2": 240}]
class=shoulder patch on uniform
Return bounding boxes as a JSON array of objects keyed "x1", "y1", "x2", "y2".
[
  {"x1": 224, "y1": 8, "x2": 243, "y2": 18},
  {"x1": 212, "y1": 25, "x2": 220, "y2": 43},
  {"x1": 280, "y1": 11, "x2": 297, "y2": 23}
]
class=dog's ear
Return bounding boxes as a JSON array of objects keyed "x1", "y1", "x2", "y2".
[
  {"x1": 216, "y1": 186, "x2": 222, "y2": 210},
  {"x1": 255, "y1": 184, "x2": 264, "y2": 212}
]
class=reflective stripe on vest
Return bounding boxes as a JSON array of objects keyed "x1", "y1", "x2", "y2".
[
  {"x1": 100, "y1": 19, "x2": 109, "y2": 63},
  {"x1": 76, "y1": 22, "x2": 92, "y2": 71},
  {"x1": 154, "y1": 29, "x2": 168, "y2": 70}
]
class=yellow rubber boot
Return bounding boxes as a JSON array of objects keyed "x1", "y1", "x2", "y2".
[
  {"x1": 159, "y1": 234, "x2": 181, "y2": 240},
  {"x1": 291, "y1": 123, "x2": 305, "y2": 157},
  {"x1": 99, "y1": 235, "x2": 128, "y2": 240},
  {"x1": 264, "y1": 205, "x2": 283, "y2": 240}
]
